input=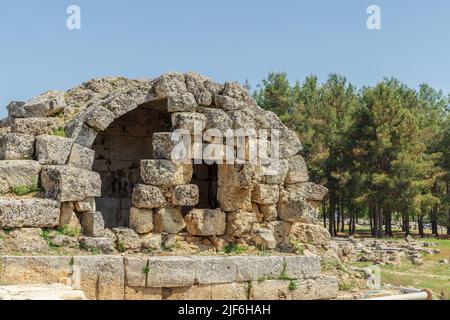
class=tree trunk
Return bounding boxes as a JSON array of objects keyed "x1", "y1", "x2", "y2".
[
  {"x1": 418, "y1": 215, "x2": 424, "y2": 238},
  {"x1": 431, "y1": 207, "x2": 438, "y2": 236},
  {"x1": 404, "y1": 213, "x2": 410, "y2": 236},
  {"x1": 328, "y1": 193, "x2": 336, "y2": 237}
]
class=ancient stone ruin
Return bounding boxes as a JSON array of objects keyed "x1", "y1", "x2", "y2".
[{"x1": 0, "y1": 73, "x2": 341, "y2": 300}]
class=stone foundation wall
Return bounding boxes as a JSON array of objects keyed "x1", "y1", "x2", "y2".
[{"x1": 0, "y1": 255, "x2": 338, "y2": 300}]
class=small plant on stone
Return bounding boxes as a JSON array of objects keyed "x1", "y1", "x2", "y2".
[
  {"x1": 142, "y1": 265, "x2": 150, "y2": 274},
  {"x1": 51, "y1": 127, "x2": 66, "y2": 137},
  {"x1": 289, "y1": 237, "x2": 305, "y2": 255},
  {"x1": 117, "y1": 241, "x2": 126, "y2": 253},
  {"x1": 277, "y1": 261, "x2": 291, "y2": 281},
  {"x1": 69, "y1": 257, "x2": 75, "y2": 266},
  {"x1": 288, "y1": 280, "x2": 298, "y2": 291},
  {"x1": 90, "y1": 248, "x2": 100, "y2": 255},
  {"x1": 57, "y1": 225, "x2": 81, "y2": 237},
  {"x1": 11, "y1": 180, "x2": 41, "y2": 196},
  {"x1": 223, "y1": 243, "x2": 247, "y2": 254},
  {"x1": 41, "y1": 229, "x2": 51, "y2": 241}
]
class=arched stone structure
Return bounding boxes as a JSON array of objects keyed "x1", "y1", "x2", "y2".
[{"x1": 0, "y1": 72, "x2": 330, "y2": 254}]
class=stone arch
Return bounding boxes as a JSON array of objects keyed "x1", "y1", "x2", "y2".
[{"x1": 1, "y1": 72, "x2": 329, "y2": 253}]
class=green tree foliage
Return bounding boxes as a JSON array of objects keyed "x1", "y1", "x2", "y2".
[{"x1": 254, "y1": 72, "x2": 449, "y2": 237}]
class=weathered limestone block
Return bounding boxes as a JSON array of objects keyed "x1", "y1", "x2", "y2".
[
  {"x1": 78, "y1": 237, "x2": 115, "y2": 254},
  {"x1": 195, "y1": 256, "x2": 237, "y2": 284},
  {"x1": 140, "y1": 233, "x2": 162, "y2": 251},
  {"x1": 130, "y1": 207, "x2": 154, "y2": 234},
  {"x1": 0, "y1": 256, "x2": 72, "y2": 285},
  {"x1": 0, "y1": 199, "x2": 60, "y2": 228},
  {"x1": 79, "y1": 105, "x2": 116, "y2": 131},
  {"x1": 288, "y1": 223, "x2": 332, "y2": 246},
  {"x1": 10, "y1": 117, "x2": 60, "y2": 136},
  {"x1": 146, "y1": 256, "x2": 196, "y2": 288},
  {"x1": 259, "y1": 204, "x2": 278, "y2": 222},
  {"x1": 40, "y1": 165, "x2": 101, "y2": 202},
  {"x1": 283, "y1": 256, "x2": 322, "y2": 279},
  {"x1": 72, "y1": 256, "x2": 125, "y2": 300},
  {"x1": 132, "y1": 184, "x2": 167, "y2": 209},
  {"x1": 171, "y1": 112, "x2": 207, "y2": 134},
  {"x1": 154, "y1": 206, "x2": 186, "y2": 234},
  {"x1": 285, "y1": 155, "x2": 309, "y2": 184},
  {"x1": 214, "y1": 95, "x2": 244, "y2": 111},
  {"x1": 185, "y1": 72, "x2": 215, "y2": 106},
  {"x1": 74, "y1": 197, "x2": 96, "y2": 213},
  {"x1": 211, "y1": 283, "x2": 248, "y2": 300},
  {"x1": 287, "y1": 182, "x2": 328, "y2": 201},
  {"x1": 163, "y1": 285, "x2": 211, "y2": 300},
  {"x1": 252, "y1": 225, "x2": 277, "y2": 249},
  {"x1": 227, "y1": 211, "x2": 258, "y2": 237},
  {"x1": 228, "y1": 109, "x2": 257, "y2": 130},
  {"x1": 7, "y1": 228, "x2": 49, "y2": 253},
  {"x1": 124, "y1": 257, "x2": 148, "y2": 287},
  {"x1": 230, "y1": 256, "x2": 284, "y2": 282},
  {"x1": 7, "y1": 91, "x2": 66, "y2": 118},
  {"x1": 167, "y1": 92, "x2": 198, "y2": 112},
  {"x1": 0, "y1": 133, "x2": 35, "y2": 160},
  {"x1": 153, "y1": 132, "x2": 178, "y2": 160},
  {"x1": 80, "y1": 212, "x2": 105, "y2": 237},
  {"x1": 0, "y1": 284, "x2": 86, "y2": 300},
  {"x1": 252, "y1": 184, "x2": 279, "y2": 205},
  {"x1": 65, "y1": 119, "x2": 98, "y2": 148},
  {"x1": 141, "y1": 160, "x2": 193, "y2": 186},
  {"x1": 218, "y1": 163, "x2": 261, "y2": 187},
  {"x1": 59, "y1": 202, "x2": 82, "y2": 230},
  {"x1": 261, "y1": 159, "x2": 289, "y2": 185},
  {"x1": 172, "y1": 184, "x2": 199, "y2": 206},
  {"x1": 113, "y1": 228, "x2": 141, "y2": 252},
  {"x1": 203, "y1": 108, "x2": 233, "y2": 131},
  {"x1": 35, "y1": 135, "x2": 74, "y2": 165},
  {"x1": 278, "y1": 187, "x2": 319, "y2": 224},
  {"x1": 217, "y1": 186, "x2": 252, "y2": 212},
  {"x1": 0, "y1": 160, "x2": 41, "y2": 193},
  {"x1": 268, "y1": 220, "x2": 293, "y2": 245},
  {"x1": 125, "y1": 287, "x2": 162, "y2": 300},
  {"x1": 152, "y1": 72, "x2": 188, "y2": 99},
  {"x1": 289, "y1": 276, "x2": 339, "y2": 300},
  {"x1": 66, "y1": 143, "x2": 95, "y2": 170},
  {"x1": 184, "y1": 209, "x2": 226, "y2": 236}
]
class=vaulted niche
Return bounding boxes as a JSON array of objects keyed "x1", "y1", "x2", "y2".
[{"x1": 92, "y1": 103, "x2": 171, "y2": 228}]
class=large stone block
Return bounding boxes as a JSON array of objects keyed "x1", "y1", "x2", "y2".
[
  {"x1": 152, "y1": 132, "x2": 177, "y2": 160},
  {"x1": 0, "y1": 256, "x2": 72, "y2": 285},
  {"x1": 74, "y1": 197, "x2": 96, "y2": 213},
  {"x1": 0, "y1": 160, "x2": 41, "y2": 193},
  {"x1": 35, "y1": 135, "x2": 74, "y2": 165},
  {"x1": 78, "y1": 236, "x2": 115, "y2": 254},
  {"x1": 0, "y1": 284, "x2": 86, "y2": 300},
  {"x1": 72, "y1": 256, "x2": 125, "y2": 300},
  {"x1": 285, "y1": 155, "x2": 309, "y2": 184},
  {"x1": 287, "y1": 182, "x2": 328, "y2": 201},
  {"x1": 66, "y1": 143, "x2": 95, "y2": 170},
  {"x1": 278, "y1": 187, "x2": 319, "y2": 224},
  {"x1": 129, "y1": 207, "x2": 154, "y2": 234},
  {"x1": 261, "y1": 159, "x2": 289, "y2": 185},
  {"x1": 172, "y1": 184, "x2": 199, "y2": 206},
  {"x1": 154, "y1": 206, "x2": 186, "y2": 234},
  {"x1": 226, "y1": 211, "x2": 257, "y2": 237},
  {"x1": 259, "y1": 204, "x2": 278, "y2": 222},
  {"x1": 152, "y1": 72, "x2": 188, "y2": 99},
  {"x1": 7, "y1": 91, "x2": 66, "y2": 118},
  {"x1": 125, "y1": 287, "x2": 162, "y2": 300},
  {"x1": 0, "y1": 199, "x2": 60, "y2": 228},
  {"x1": 0, "y1": 133, "x2": 35, "y2": 160},
  {"x1": 141, "y1": 160, "x2": 193, "y2": 186},
  {"x1": 167, "y1": 92, "x2": 198, "y2": 112},
  {"x1": 171, "y1": 112, "x2": 207, "y2": 134},
  {"x1": 230, "y1": 256, "x2": 284, "y2": 282},
  {"x1": 283, "y1": 256, "x2": 322, "y2": 279},
  {"x1": 184, "y1": 209, "x2": 226, "y2": 236},
  {"x1": 10, "y1": 117, "x2": 60, "y2": 136},
  {"x1": 40, "y1": 165, "x2": 101, "y2": 202},
  {"x1": 65, "y1": 119, "x2": 98, "y2": 148},
  {"x1": 217, "y1": 186, "x2": 252, "y2": 212},
  {"x1": 288, "y1": 223, "x2": 331, "y2": 246},
  {"x1": 124, "y1": 257, "x2": 148, "y2": 287},
  {"x1": 214, "y1": 95, "x2": 244, "y2": 111},
  {"x1": 252, "y1": 184, "x2": 279, "y2": 205},
  {"x1": 146, "y1": 256, "x2": 196, "y2": 288},
  {"x1": 210, "y1": 282, "x2": 248, "y2": 300},
  {"x1": 132, "y1": 184, "x2": 167, "y2": 209},
  {"x1": 203, "y1": 108, "x2": 233, "y2": 132},
  {"x1": 252, "y1": 225, "x2": 277, "y2": 249},
  {"x1": 194, "y1": 256, "x2": 237, "y2": 285},
  {"x1": 78, "y1": 105, "x2": 116, "y2": 131},
  {"x1": 218, "y1": 163, "x2": 260, "y2": 187}
]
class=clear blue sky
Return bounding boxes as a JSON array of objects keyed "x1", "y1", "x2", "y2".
[{"x1": 1, "y1": 0, "x2": 449, "y2": 118}]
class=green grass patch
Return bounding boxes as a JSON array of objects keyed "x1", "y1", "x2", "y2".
[
  {"x1": 223, "y1": 243, "x2": 247, "y2": 254},
  {"x1": 51, "y1": 128, "x2": 66, "y2": 137},
  {"x1": 11, "y1": 180, "x2": 41, "y2": 196},
  {"x1": 57, "y1": 225, "x2": 81, "y2": 237}
]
